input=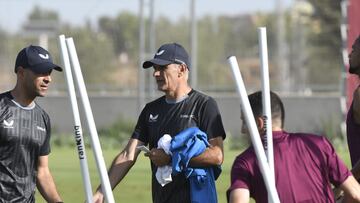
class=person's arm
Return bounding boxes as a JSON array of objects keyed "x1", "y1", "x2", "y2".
[
  {"x1": 339, "y1": 175, "x2": 360, "y2": 203},
  {"x1": 189, "y1": 136, "x2": 224, "y2": 167},
  {"x1": 188, "y1": 97, "x2": 226, "y2": 167},
  {"x1": 93, "y1": 138, "x2": 143, "y2": 203},
  {"x1": 333, "y1": 156, "x2": 360, "y2": 200},
  {"x1": 229, "y1": 188, "x2": 250, "y2": 203},
  {"x1": 36, "y1": 155, "x2": 63, "y2": 203},
  {"x1": 147, "y1": 136, "x2": 224, "y2": 168},
  {"x1": 352, "y1": 86, "x2": 360, "y2": 124}
]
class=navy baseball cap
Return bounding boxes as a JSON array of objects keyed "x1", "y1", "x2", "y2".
[
  {"x1": 15, "y1": 45, "x2": 62, "y2": 74},
  {"x1": 142, "y1": 43, "x2": 190, "y2": 69}
]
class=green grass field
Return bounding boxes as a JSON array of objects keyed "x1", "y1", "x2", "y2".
[{"x1": 35, "y1": 140, "x2": 351, "y2": 203}]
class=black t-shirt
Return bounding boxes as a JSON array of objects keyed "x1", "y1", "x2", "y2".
[
  {"x1": 0, "y1": 91, "x2": 51, "y2": 203},
  {"x1": 131, "y1": 89, "x2": 226, "y2": 203}
]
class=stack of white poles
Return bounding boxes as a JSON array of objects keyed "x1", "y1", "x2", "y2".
[
  {"x1": 58, "y1": 35, "x2": 115, "y2": 203},
  {"x1": 227, "y1": 27, "x2": 279, "y2": 203}
]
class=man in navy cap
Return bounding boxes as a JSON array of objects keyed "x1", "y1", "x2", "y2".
[
  {"x1": 0, "y1": 45, "x2": 63, "y2": 202},
  {"x1": 93, "y1": 43, "x2": 226, "y2": 203}
]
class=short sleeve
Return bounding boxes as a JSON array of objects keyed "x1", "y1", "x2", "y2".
[
  {"x1": 322, "y1": 136, "x2": 351, "y2": 187},
  {"x1": 199, "y1": 97, "x2": 226, "y2": 140},
  {"x1": 39, "y1": 113, "x2": 51, "y2": 156},
  {"x1": 227, "y1": 156, "x2": 252, "y2": 200},
  {"x1": 131, "y1": 106, "x2": 149, "y2": 144}
]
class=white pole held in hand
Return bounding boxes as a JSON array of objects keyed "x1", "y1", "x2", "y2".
[
  {"x1": 58, "y1": 35, "x2": 93, "y2": 202},
  {"x1": 227, "y1": 56, "x2": 280, "y2": 203},
  {"x1": 66, "y1": 37, "x2": 115, "y2": 203}
]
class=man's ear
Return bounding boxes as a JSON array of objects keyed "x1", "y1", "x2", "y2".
[
  {"x1": 255, "y1": 116, "x2": 265, "y2": 132},
  {"x1": 16, "y1": 66, "x2": 25, "y2": 77},
  {"x1": 178, "y1": 64, "x2": 187, "y2": 77}
]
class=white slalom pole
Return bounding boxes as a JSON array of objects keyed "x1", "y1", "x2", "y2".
[
  {"x1": 65, "y1": 37, "x2": 115, "y2": 203},
  {"x1": 258, "y1": 27, "x2": 275, "y2": 192},
  {"x1": 58, "y1": 35, "x2": 93, "y2": 202},
  {"x1": 227, "y1": 56, "x2": 280, "y2": 203}
]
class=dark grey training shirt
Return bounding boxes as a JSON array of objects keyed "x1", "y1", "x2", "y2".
[
  {"x1": 132, "y1": 89, "x2": 226, "y2": 203},
  {"x1": 0, "y1": 91, "x2": 51, "y2": 203}
]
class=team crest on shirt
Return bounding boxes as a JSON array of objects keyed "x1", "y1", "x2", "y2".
[
  {"x1": 149, "y1": 114, "x2": 158, "y2": 122},
  {"x1": 2, "y1": 119, "x2": 14, "y2": 129}
]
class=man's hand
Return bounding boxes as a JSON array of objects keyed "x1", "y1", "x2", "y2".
[
  {"x1": 93, "y1": 190, "x2": 104, "y2": 203},
  {"x1": 145, "y1": 148, "x2": 171, "y2": 167},
  {"x1": 333, "y1": 186, "x2": 344, "y2": 201}
]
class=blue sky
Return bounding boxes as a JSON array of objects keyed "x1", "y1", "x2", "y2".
[{"x1": 0, "y1": 0, "x2": 293, "y2": 33}]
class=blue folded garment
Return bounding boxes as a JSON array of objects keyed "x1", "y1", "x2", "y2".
[{"x1": 170, "y1": 127, "x2": 220, "y2": 203}]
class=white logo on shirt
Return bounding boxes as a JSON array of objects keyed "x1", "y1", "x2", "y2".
[
  {"x1": 180, "y1": 114, "x2": 194, "y2": 119},
  {"x1": 37, "y1": 126, "x2": 46, "y2": 132},
  {"x1": 3, "y1": 119, "x2": 14, "y2": 128},
  {"x1": 149, "y1": 114, "x2": 159, "y2": 122}
]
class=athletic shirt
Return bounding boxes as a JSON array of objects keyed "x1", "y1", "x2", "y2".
[
  {"x1": 347, "y1": 102, "x2": 360, "y2": 167},
  {"x1": 131, "y1": 89, "x2": 226, "y2": 203},
  {"x1": 0, "y1": 91, "x2": 51, "y2": 203},
  {"x1": 227, "y1": 131, "x2": 351, "y2": 203}
]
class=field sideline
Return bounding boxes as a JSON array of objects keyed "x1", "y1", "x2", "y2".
[{"x1": 35, "y1": 140, "x2": 351, "y2": 203}]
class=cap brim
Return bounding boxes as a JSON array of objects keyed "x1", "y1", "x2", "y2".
[
  {"x1": 142, "y1": 58, "x2": 172, "y2": 69},
  {"x1": 30, "y1": 62, "x2": 63, "y2": 74}
]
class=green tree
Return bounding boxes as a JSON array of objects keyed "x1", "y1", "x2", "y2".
[
  {"x1": 98, "y1": 12, "x2": 139, "y2": 57},
  {"x1": 59, "y1": 24, "x2": 116, "y2": 84},
  {"x1": 28, "y1": 5, "x2": 59, "y2": 21},
  {"x1": 155, "y1": 16, "x2": 189, "y2": 47},
  {"x1": 196, "y1": 16, "x2": 229, "y2": 89},
  {"x1": 307, "y1": 0, "x2": 341, "y2": 50},
  {"x1": 304, "y1": 0, "x2": 342, "y2": 87}
]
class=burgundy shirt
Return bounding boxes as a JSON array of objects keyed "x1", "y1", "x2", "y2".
[
  {"x1": 347, "y1": 103, "x2": 360, "y2": 167},
  {"x1": 227, "y1": 131, "x2": 351, "y2": 203}
]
